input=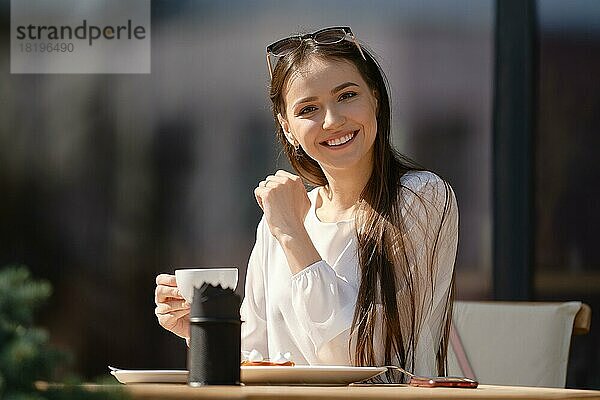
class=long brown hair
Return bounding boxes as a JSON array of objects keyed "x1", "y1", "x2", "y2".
[{"x1": 268, "y1": 35, "x2": 456, "y2": 380}]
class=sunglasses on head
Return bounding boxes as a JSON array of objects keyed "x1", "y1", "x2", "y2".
[{"x1": 265, "y1": 26, "x2": 366, "y2": 78}]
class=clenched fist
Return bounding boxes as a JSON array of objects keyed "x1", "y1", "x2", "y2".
[{"x1": 254, "y1": 170, "x2": 311, "y2": 240}]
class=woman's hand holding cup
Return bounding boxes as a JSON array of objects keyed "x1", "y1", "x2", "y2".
[
  {"x1": 155, "y1": 268, "x2": 238, "y2": 341},
  {"x1": 154, "y1": 274, "x2": 190, "y2": 340}
]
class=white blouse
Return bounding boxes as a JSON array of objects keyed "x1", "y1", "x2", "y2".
[{"x1": 240, "y1": 170, "x2": 458, "y2": 376}]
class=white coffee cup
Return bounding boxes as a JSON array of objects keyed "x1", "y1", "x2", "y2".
[{"x1": 175, "y1": 267, "x2": 238, "y2": 303}]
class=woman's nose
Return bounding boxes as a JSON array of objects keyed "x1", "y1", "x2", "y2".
[{"x1": 322, "y1": 105, "x2": 346, "y2": 130}]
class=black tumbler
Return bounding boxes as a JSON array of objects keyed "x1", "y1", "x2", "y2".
[{"x1": 188, "y1": 282, "x2": 241, "y2": 386}]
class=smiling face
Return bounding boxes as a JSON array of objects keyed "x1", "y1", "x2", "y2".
[{"x1": 278, "y1": 57, "x2": 379, "y2": 177}]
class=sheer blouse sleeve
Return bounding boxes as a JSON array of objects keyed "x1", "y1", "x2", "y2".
[
  {"x1": 400, "y1": 172, "x2": 459, "y2": 376},
  {"x1": 288, "y1": 258, "x2": 359, "y2": 364}
]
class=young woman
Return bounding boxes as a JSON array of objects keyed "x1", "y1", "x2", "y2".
[{"x1": 155, "y1": 26, "x2": 458, "y2": 380}]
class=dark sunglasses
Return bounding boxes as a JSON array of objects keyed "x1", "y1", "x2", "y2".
[{"x1": 265, "y1": 26, "x2": 366, "y2": 78}]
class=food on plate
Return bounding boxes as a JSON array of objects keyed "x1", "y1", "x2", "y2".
[
  {"x1": 241, "y1": 349, "x2": 294, "y2": 366},
  {"x1": 240, "y1": 360, "x2": 295, "y2": 366}
]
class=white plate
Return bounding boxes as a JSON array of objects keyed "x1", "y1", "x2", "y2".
[
  {"x1": 242, "y1": 365, "x2": 387, "y2": 385},
  {"x1": 109, "y1": 365, "x2": 387, "y2": 385},
  {"x1": 110, "y1": 369, "x2": 187, "y2": 384}
]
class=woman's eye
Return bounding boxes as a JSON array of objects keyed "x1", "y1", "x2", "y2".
[
  {"x1": 297, "y1": 106, "x2": 317, "y2": 115},
  {"x1": 339, "y1": 91, "x2": 357, "y2": 101}
]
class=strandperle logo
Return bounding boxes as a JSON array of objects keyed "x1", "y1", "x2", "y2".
[
  {"x1": 11, "y1": 0, "x2": 150, "y2": 74},
  {"x1": 15, "y1": 19, "x2": 147, "y2": 46}
]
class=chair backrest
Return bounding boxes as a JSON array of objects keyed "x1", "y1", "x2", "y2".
[{"x1": 447, "y1": 301, "x2": 590, "y2": 388}]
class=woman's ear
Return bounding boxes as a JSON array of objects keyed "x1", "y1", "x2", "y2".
[{"x1": 277, "y1": 113, "x2": 295, "y2": 145}]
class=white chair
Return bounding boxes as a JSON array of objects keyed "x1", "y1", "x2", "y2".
[{"x1": 448, "y1": 301, "x2": 591, "y2": 388}]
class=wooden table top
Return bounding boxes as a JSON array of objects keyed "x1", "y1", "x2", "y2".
[{"x1": 113, "y1": 383, "x2": 600, "y2": 400}]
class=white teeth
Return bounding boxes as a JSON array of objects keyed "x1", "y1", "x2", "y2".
[{"x1": 326, "y1": 132, "x2": 355, "y2": 146}]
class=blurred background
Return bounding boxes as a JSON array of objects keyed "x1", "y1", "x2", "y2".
[{"x1": 0, "y1": 0, "x2": 598, "y2": 389}]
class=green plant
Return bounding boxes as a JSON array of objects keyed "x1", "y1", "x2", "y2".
[{"x1": 0, "y1": 265, "x2": 127, "y2": 400}]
